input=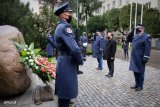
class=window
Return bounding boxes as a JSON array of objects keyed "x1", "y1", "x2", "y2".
[
  {"x1": 96, "y1": 8, "x2": 100, "y2": 14},
  {"x1": 108, "y1": 4, "x2": 110, "y2": 10},
  {"x1": 126, "y1": 0, "x2": 130, "y2": 4},
  {"x1": 158, "y1": 0, "x2": 160, "y2": 11},
  {"x1": 113, "y1": 1, "x2": 115, "y2": 8},
  {"x1": 146, "y1": 2, "x2": 151, "y2": 9},
  {"x1": 119, "y1": 0, "x2": 122, "y2": 6},
  {"x1": 103, "y1": 6, "x2": 105, "y2": 12}
]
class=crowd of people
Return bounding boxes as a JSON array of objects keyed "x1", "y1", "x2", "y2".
[{"x1": 45, "y1": 2, "x2": 151, "y2": 107}]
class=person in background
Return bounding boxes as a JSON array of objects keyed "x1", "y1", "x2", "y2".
[
  {"x1": 92, "y1": 31, "x2": 104, "y2": 70},
  {"x1": 80, "y1": 32, "x2": 88, "y2": 60},
  {"x1": 129, "y1": 24, "x2": 151, "y2": 91},
  {"x1": 122, "y1": 36, "x2": 129, "y2": 59},
  {"x1": 103, "y1": 31, "x2": 117, "y2": 78}
]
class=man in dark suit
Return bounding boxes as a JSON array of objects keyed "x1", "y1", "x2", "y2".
[
  {"x1": 129, "y1": 24, "x2": 151, "y2": 91},
  {"x1": 103, "y1": 31, "x2": 117, "y2": 78}
]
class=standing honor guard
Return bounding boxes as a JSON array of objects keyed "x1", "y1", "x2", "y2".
[
  {"x1": 129, "y1": 24, "x2": 151, "y2": 91},
  {"x1": 54, "y1": 2, "x2": 83, "y2": 107}
]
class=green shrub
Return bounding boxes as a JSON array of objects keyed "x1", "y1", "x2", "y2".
[{"x1": 86, "y1": 48, "x2": 93, "y2": 55}]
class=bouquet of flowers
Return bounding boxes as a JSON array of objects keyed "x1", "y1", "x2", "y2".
[{"x1": 14, "y1": 41, "x2": 56, "y2": 85}]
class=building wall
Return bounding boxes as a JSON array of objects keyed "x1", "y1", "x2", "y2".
[
  {"x1": 20, "y1": 0, "x2": 41, "y2": 14},
  {"x1": 94, "y1": 0, "x2": 160, "y2": 16}
]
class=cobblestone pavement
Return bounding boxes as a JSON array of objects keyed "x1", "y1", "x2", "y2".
[
  {"x1": 116, "y1": 48, "x2": 160, "y2": 69},
  {"x1": 0, "y1": 56, "x2": 160, "y2": 107},
  {"x1": 73, "y1": 56, "x2": 160, "y2": 107}
]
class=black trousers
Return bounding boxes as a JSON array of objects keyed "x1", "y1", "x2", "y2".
[
  {"x1": 58, "y1": 98, "x2": 70, "y2": 107},
  {"x1": 82, "y1": 47, "x2": 87, "y2": 57},
  {"x1": 133, "y1": 72, "x2": 145, "y2": 89},
  {"x1": 107, "y1": 60, "x2": 114, "y2": 76}
]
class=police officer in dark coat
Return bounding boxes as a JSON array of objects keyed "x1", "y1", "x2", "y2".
[
  {"x1": 103, "y1": 31, "x2": 117, "y2": 78},
  {"x1": 46, "y1": 37, "x2": 54, "y2": 57},
  {"x1": 79, "y1": 32, "x2": 88, "y2": 58},
  {"x1": 129, "y1": 24, "x2": 151, "y2": 91},
  {"x1": 54, "y1": 2, "x2": 83, "y2": 107},
  {"x1": 92, "y1": 31, "x2": 104, "y2": 70},
  {"x1": 46, "y1": 28, "x2": 56, "y2": 58}
]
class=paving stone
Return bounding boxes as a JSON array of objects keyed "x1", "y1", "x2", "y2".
[{"x1": 0, "y1": 56, "x2": 160, "y2": 107}]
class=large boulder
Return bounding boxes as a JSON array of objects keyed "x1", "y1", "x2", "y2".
[{"x1": 0, "y1": 25, "x2": 31, "y2": 98}]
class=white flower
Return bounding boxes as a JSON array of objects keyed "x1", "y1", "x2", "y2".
[
  {"x1": 29, "y1": 59, "x2": 33, "y2": 63},
  {"x1": 27, "y1": 52, "x2": 30, "y2": 54},
  {"x1": 26, "y1": 57, "x2": 29, "y2": 60},
  {"x1": 24, "y1": 48, "x2": 27, "y2": 51},
  {"x1": 30, "y1": 63, "x2": 34, "y2": 65},
  {"x1": 25, "y1": 45, "x2": 28, "y2": 47},
  {"x1": 35, "y1": 66, "x2": 39, "y2": 69},
  {"x1": 31, "y1": 51, "x2": 34, "y2": 54}
]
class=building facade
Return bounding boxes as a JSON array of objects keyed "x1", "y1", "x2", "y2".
[{"x1": 94, "y1": 0, "x2": 160, "y2": 15}]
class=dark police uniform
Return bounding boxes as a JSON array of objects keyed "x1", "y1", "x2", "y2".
[
  {"x1": 46, "y1": 34, "x2": 56, "y2": 57},
  {"x1": 129, "y1": 24, "x2": 151, "y2": 91},
  {"x1": 92, "y1": 34, "x2": 104, "y2": 70},
  {"x1": 54, "y1": 2, "x2": 83, "y2": 107},
  {"x1": 80, "y1": 34, "x2": 88, "y2": 57}
]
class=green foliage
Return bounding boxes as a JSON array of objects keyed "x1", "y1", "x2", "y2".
[
  {"x1": 0, "y1": 0, "x2": 58, "y2": 49},
  {"x1": 80, "y1": 0, "x2": 102, "y2": 18},
  {"x1": 86, "y1": 48, "x2": 92, "y2": 55},
  {"x1": 87, "y1": 15, "x2": 105, "y2": 33},
  {"x1": 70, "y1": 17, "x2": 77, "y2": 29},
  {"x1": 14, "y1": 40, "x2": 56, "y2": 84},
  {"x1": 0, "y1": 0, "x2": 30, "y2": 25},
  {"x1": 79, "y1": 25, "x2": 86, "y2": 35},
  {"x1": 143, "y1": 8, "x2": 160, "y2": 38},
  {"x1": 119, "y1": 3, "x2": 145, "y2": 33},
  {"x1": 101, "y1": 3, "x2": 160, "y2": 38},
  {"x1": 119, "y1": 5, "x2": 130, "y2": 31},
  {"x1": 107, "y1": 9, "x2": 120, "y2": 31},
  {"x1": 80, "y1": 0, "x2": 102, "y2": 33}
]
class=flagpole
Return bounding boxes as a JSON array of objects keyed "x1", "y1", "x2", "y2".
[
  {"x1": 129, "y1": 1, "x2": 132, "y2": 31},
  {"x1": 140, "y1": 3, "x2": 144, "y2": 24},
  {"x1": 134, "y1": 2, "x2": 138, "y2": 36},
  {"x1": 77, "y1": 0, "x2": 79, "y2": 28}
]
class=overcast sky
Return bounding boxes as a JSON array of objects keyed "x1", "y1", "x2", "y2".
[{"x1": 20, "y1": 0, "x2": 40, "y2": 13}]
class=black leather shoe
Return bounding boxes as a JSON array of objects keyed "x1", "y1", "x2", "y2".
[
  {"x1": 130, "y1": 86, "x2": 138, "y2": 89},
  {"x1": 105, "y1": 74, "x2": 110, "y2": 77},
  {"x1": 77, "y1": 70, "x2": 83, "y2": 75},
  {"x1": 107, "y1": 75, "x2": 113, "y2": 78},
  {"x1": 135, "y1": 87, "x2": 143, "y2": 91},
  {"x1": 69, "y1": 100, "x2": 74, "y2": 105},
  {"x1": 105, "y1": 74, "x2": 113, "y2": 78}
]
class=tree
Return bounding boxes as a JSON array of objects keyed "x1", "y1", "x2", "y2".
[
  {"x1": 0, "y1": 0, "x2": 30, "y2": 25},
  {"x1": 80, "y1": 0, "x2": 102, "y2": 32},
  {"x1": 119, "y1": 3, "x2": 142, "y2": 34},
  {"x1": 0, "y1": 0, "x2": 58, "y2": 49},
  {"x1": 87, "y1": 15, "x2": 105, "y2": 33},
  {"x1": 107, "y1": 9, "x2": 120, "y2": 32},
  {"x1": 143, "y1": 8, "x2": 160, "y2": 38}
]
